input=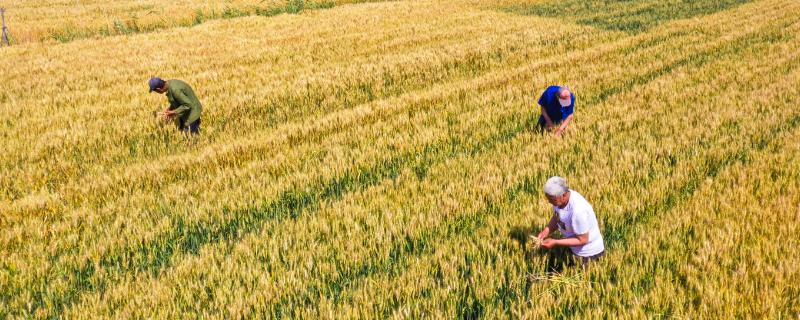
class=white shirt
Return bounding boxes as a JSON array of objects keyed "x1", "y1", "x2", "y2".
[{"x1": 553, "y1": 190, "x2": 605, "y2": 257}]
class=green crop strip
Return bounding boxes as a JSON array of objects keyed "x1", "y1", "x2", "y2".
[{"x1": 503, "y1": 0, "x2": 751, "y2": 33}]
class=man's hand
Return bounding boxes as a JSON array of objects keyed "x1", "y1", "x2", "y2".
[
  {"x1": 161, "y1": 110, "x2": 177, "y2": 120},
  {"x1": 541, "y1": 239, "x2": 558, "y2": 249},
  {"x1": 537, "y1": 230, "x2": 548, "y2": 241},
  {"x1": 553, "y1": 115, "x2": 572, "y2": 137},
  {"x1": 537, "y1": 225, "x2": 552, "y2": 240}
]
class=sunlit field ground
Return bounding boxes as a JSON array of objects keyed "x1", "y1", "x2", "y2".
[{"x1": 1, "y1": 0, "x2": 799, "y2": 318}]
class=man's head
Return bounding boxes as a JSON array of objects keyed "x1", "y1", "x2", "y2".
[
  {"x1": 543, "y1": 176, "x2": 570, "y2": 208},
  {"x1": 149, "y1": 77, "x2": 167, "y2": 94},
  {"x1": 557, "y1": 86, "x2": 572, "y2": 107}
]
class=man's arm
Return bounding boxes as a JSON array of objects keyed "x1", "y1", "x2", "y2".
[
  {"x1": 172, "y1": 89, "x2": 194, "y2": 116},
  {"x1": 541, "y1": 106, "x2": 555, "y2": 130},
  {"x1": 538, "y1": 92, "x2": 555, "y2": 130},
  {"x1": 537, "y1": 212, "x2": 559, "y2": 240},
  {"x1": 546, "y1": 233, "x2": 588, "y2": 248},
  {"x1": 163, "y1": 89, "x2": 193, "y2": 119},
  {"x1": 543, "y1": 206, "x2": 590, "y2": 248},
  {"x1": 554, "y1": 114, "x2": 573, "y2": 137}
]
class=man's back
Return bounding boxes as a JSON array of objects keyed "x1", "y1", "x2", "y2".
[
  {"x1": 538, "y1": 85, "x2": 574, "y2": 123},
  {"x1": 552, "y1": 190, "x2": 604, "y2": 257},
  {"x1": 166, "y1": 79, "x2": 203, "y2": 127}
]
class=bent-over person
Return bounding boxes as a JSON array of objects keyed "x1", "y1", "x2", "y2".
[
  {"x1": 537, "y1": 176, "x2": 605, "y2": 268},
  {"x1": 149, "y1": 77, "x2": 203, "y2": 135},
  {"x1": 537, "y1": 85, "x2": 574, "y2": 137}
]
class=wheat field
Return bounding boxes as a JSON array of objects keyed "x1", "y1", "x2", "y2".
[{"x1": 1, "y1": 0, "x2": 799, "y2": 318}]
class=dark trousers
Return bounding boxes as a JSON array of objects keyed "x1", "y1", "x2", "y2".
[
  {"x1": 578, "y1": 251, "x2": 604, "y2": 269},
  {"x1": 546, "y1": 247, "x2": 604, "y2": 271},
  {"x1": 183, "y1": 118, "x2": 201, "y2": 135}
]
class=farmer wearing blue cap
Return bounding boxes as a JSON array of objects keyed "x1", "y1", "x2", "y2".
[
  {"x1": 537, "y1": 85, "x2": 574, "y2": 137},
  {"x1": 149, "y1": 77, "x2": 203, "y2": 134}
]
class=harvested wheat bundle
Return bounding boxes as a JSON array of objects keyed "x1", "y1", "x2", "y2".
[
  {"x1": 528, "y1": 271, "x2": 590, "y2": 299},
  {"x1": 527, "y1": 272, "x2": 585, "y2": 285},
  {"x1": 527, "y1": 235, "x2": 543, "y2": 251}
]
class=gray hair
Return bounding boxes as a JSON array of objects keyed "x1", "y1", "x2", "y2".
[
  {"x1": 557, "y1": 86, "x2": 571, "y2": 97},
  {"x1": 543, "y1": 176, "x2": 569, "y2": 197}
]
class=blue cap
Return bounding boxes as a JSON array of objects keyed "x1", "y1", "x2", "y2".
[{"x1": 148, "y1": 77, "x2": 166, "y2": 92}]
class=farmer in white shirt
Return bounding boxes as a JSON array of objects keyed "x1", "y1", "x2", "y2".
[{"x1": 537, "y1": 176, "x2": 605, "y2": 267}]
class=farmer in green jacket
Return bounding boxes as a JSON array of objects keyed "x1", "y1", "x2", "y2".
[{"x1": 149, "y1": 77, "x2": 203, "y2": 134}]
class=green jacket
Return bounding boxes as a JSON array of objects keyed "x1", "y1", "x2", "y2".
[{"x1": 166, "y1": 79, "x2": 202, "y2": 129}]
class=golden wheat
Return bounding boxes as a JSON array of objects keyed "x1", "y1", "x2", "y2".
[{"x1": 1, "y1": 0, "x2": 798, "y2": 318}]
